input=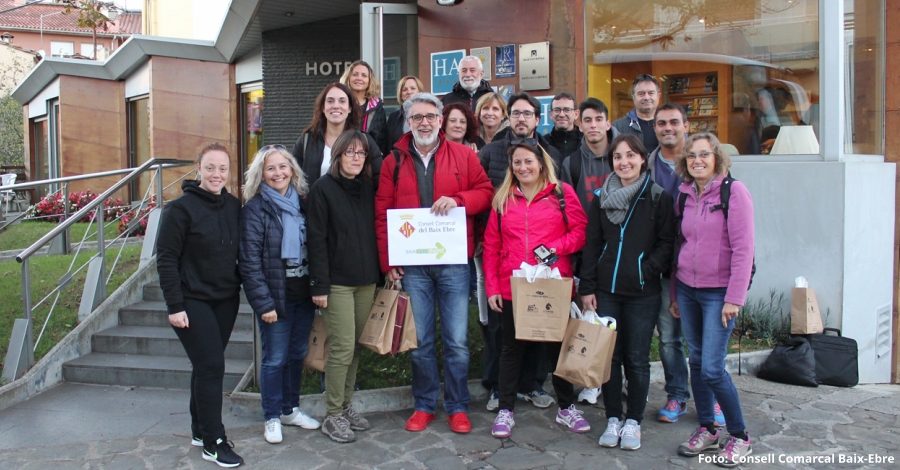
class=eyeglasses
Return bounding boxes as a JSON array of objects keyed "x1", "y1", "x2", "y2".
[
  {"x1": 686, "y1": 151, "x2": 715, "y2": 161},
  {"x1": 510, "y1": 110, "x2": 535, "y2": 119},
  {"x1": 409, "y1": 113, "x2": 439, "y2": 124},
  {"x1": 259, "y1": 144, "x2": 287, "y2": 153},
  {"x1": 550, "y1": 107, "x2": 574, "y2": 115},
  {"x1": 343, "y1": 149, "x2": 368, "y2": 159},
  {"x1": 510, "y1": 137, "x2": 538, "y2": 146}
]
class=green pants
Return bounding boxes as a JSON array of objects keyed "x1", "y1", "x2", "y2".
[{"x1": 321, "y1": 284, "x2": 377, "y2": 415}]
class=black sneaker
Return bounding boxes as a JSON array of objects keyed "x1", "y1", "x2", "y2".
[{"x1": 202, "y1": 437, "x2": 243, "y2": 468}]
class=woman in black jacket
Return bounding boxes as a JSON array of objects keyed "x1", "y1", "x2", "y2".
[
  {"x1": 290, "y1": 83, "x2": 384, "y2": 188},
  {"x1": 306, "y1": 130, "x2": 381, "y2": 443},
  {"x1": 579, "y1": 134, "x2": 676, "y2": 452},
  {"x1": 386, "y1": 76, "x2": 423, "y2": 151},
  {"x1": 156, "y1": 143, "x2": 244, "y2": 467},
  {"x1": 239, "y1": 145, "x2": 320, "y2": 446},
  {"x1": 340, "y1": 60, "x2": 388, "y2": 154}
]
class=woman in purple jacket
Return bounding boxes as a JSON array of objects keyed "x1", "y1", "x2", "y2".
[{"x1": 669, "y1": 133, "x2": 754, "y2": 468}]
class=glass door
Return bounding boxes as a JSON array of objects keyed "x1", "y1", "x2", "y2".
[{"x1": 360, "y1": 3, "x2": 418, "y2": 115}]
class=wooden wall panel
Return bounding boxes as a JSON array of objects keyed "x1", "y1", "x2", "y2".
[
  {"x1": 417, "y1": 0, "x2": 585, "y2": 101},
  {"x1": 885, "y1": 0, "x2": 900, "y2": 383}
]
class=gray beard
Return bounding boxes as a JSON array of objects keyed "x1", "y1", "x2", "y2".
[
  {"x1": 461, "y1": 80, "x2": 479, "y2": 93},
  {"x1": 413, "y1": 130, "x2": 439, "y2": 148}
]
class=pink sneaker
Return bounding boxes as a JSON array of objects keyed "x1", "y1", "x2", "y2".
[{"x1": 555, "y1": 405, "x2": 591, "y2": 433}]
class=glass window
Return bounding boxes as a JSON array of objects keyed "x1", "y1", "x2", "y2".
[
  {"x1": 242, "y1": 88, "x2": 264, "y2": 178},
  {"x1": 80, "y1": 43, "x2": 94, "y2": 59},
  {"x1": 844, "y1": 0, "x2": 884, "y2": 155},
  {"x1": 50, "y1": 41, "x2": 74, "y2": 58},
  {"x1": 586, "y1": 0, "x2": 819, "y2": 155},
  {"x1": 31, "y1": 118, "x2": 49, "y2": 198},
  {"x1": 128, "y1": 98, "x2": 150, "y2": 201}
]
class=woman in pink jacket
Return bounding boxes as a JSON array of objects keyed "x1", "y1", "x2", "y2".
[
  {"x1": 483, "y1": 142, "x2": 587, "y2": 439},
  {"x1": 669, "y1": 133, "x2": 754, "y2": 468}
]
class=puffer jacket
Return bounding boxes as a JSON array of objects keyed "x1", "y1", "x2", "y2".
[
  {"x1": 441, "y1": 79, "x2": 493, "y2": 110},
  {"x1": 375, "y1": 132, "x2": 494, "y2": 273},
  {"x1": 578, "y1": 175, "x2": 676, "y2": 297},
  {"x1": 674, "y1": 175, "x2": 755, "y2": 306},
  {"x1": 483, "y1": 182, "x2": 587, "y2": 300},
  {"x1": 238, "y1": 192, "x2": 309, "y2": 319},
  {"x1": 291, "y1": 130, "x2": 383, "y2": 188},
  {"x1": 386, "y1": 109, "x2": 407, "y2": 151},
  {"x1": 544, "y1": 127, "x2": 583, "y2": 163},
  {"x1": 362, "y1": 97, "x2": 389, "y2": 155},
  {"x1": 479, "y1": 131, "x2": 563, "y2": 188}
]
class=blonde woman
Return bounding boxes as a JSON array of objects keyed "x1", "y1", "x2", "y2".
[
  {"x1": 239, "y1": 145, "x2": 320, "y2": 445},
  {"x1": 475, "y1": 92, "x2": 510, "y2": 144},
  {"x1": 341, "y1": 60, "x2": 388, "y2": 154},
  {"x1": 386, "y1": 76, "x2": 424, "y2": 150},
  {"x1": 482, "y1": 142, "x2": 587, "y2": 439}
]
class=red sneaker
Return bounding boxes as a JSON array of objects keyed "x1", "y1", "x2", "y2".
[
  {"x1": 448, "y1": 412, "x2": 472, "y2": 434},
  {"x1": 405, "y1": 411, "x2": 435, "y2": 432}
]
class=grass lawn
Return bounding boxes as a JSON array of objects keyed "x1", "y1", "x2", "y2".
[
  {"x1": 0, "y1": 245, "x2": 142, "y2": 371},
  {"x1": 0, "y1": 221, "x2": 123, "y2": 252}
]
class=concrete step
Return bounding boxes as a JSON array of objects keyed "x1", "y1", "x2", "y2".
[
  {"x1": 118, "y1": 301, "x2": 254, "y2": 330},
  {"x1": 142, "y1": 282, "x2": 249, "y2": 304},
  {"x1": 91, "y1": 325, "x2": 252, "y2": 360},
  {"x1": 63, "y1": 353, "x2": 251, "y2": 390}
]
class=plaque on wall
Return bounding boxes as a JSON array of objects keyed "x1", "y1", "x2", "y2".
[
  {"x1": 431, "y1": 49, "x2": 466, "y2": 95},
  {"x1": 382, "y1": 57, "x2": 401, "y2": 100},
  {"x1": 470, "y1": 47, "x2": 492, "y2": 80},
  {"x1": 518, "y1": 42, "x2": 550, "y2": 91},
  {"x1": 534, "y1": 95, "x2": 554, "y2": 135},
  {"x1": 495, "y1": 44, "x2": 516, "y2": 78}
]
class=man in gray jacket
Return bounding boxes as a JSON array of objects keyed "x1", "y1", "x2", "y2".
[
  {"x1": 612, "y1": 74, "x2": 660, "y2": 152},
  {"x1": 560, "y1": 98, "x2": 618, "y2": 213}
]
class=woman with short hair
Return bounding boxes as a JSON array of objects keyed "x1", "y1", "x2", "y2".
[
  {"x1": 482, "y1": 142, "x2": 587, "y2": 439},
  {"x1": 157, "y1": 143, "x2": 244, "y2": 467},
  {"x1": 386, "y1": 76, "x2": 423, "y2": 150},
  {"x1": 670, "y1": 133, "x2": 755, "y2": 468},
  {"x1": 341, "y1": 60, "x2": 388, "y2": 154},
  {"x1": 239, "y1": 145, "x2": 320, "y2": 445}
]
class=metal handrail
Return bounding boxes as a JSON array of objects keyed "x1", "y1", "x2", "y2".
[
  {"x1": 16, "y1": 158, "x2": 194, "y2": 263},
  {"x1": 0, "y1": 163, "x2": 192, "y2": 192}
]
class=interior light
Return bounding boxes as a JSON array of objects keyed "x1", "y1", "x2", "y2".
[{"x1": 436, "y1": 0, "x2": 463, "y2": 5}]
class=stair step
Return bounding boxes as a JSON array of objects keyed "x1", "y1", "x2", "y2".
[
  {"x1": 142, "y1": 282, "x2": 249, "y2": 304},
  {"x1": 63, "y1": 353, "x2": 251, "y2": 390},
  {"x1": 92, "y1": 325, "x2": 252, "y2": 360},
  {"x1": 118, "y1": 301, "x2": 254, "y2": 330}
]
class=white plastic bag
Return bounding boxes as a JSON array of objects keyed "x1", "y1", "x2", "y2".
[{"x1": 513, "y1": 261, "x2": 562, "y2": 283}]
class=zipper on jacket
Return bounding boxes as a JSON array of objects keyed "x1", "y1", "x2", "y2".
[
  {"x1": 610, "y1": 178, "x2": 650, "y2": 293},
  {"x1": 638, "y1": 252, "x2": 645, "y2": 290},
  {"x1": 691, "y1": 187, "x2": 700, "y2": 286}
]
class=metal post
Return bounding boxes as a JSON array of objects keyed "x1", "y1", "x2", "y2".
[
  {"x1": 22, "y1": 259, "x2": 33, "y2": 364},
  {"x1": 49, "y1": 183, "x2": 69, "y2": 255},
  {"x1": 155, "y1": 164, "x2": 164, "y2": 205},
  {"x1": 96, "y1": 200, "x2": 106, "y2": 304}
]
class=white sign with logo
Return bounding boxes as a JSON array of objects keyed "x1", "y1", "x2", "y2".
[
  {"x1": 430, "y1": 49, "x2": 466, "y2": 95},
  {"x1": 470, "y1": 47, "x2": 492, "y2": 80},
  {"x1": 387, "y1": 207, "x2": 468, "y2": 266},
  {"x1": 519, "y1": 42, "x2": 550, "y2": 91}
]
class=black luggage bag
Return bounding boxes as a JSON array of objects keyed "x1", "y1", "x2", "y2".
[
  {"x1": 797, "y1": 328, "x2": 859, "y2": 387},
  {"x1": 757, "y1": 337, "x2": 818, "y2": 387}
]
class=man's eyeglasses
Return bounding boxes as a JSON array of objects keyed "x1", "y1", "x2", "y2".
[
  {"x1": 550, "y1": 107, "x2": 574, "y2": 115},
  {"x1": 510, "y1": 110, "x2": 535, "y2": 119},
  {"x1": 686, "y1": 151, "x2": 715, "y2": 161},
  {"x1": 409, "y1": 113, "x2": 439, "y2": 124},
  {"x1": 343, "y1": 149, "x2": 368, "y2": 159}
]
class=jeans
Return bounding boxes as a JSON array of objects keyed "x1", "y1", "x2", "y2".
[
  {"x1": 321, "y1": 284, "x2": 376, "y2": 415},
  {"x1": 173, "y1": 296, "x2": 240, "y2": 447},
  {"x1": 597, "y1": 291, "x2": 660, "y2": 424},
  {"x1": 257, "y1": 298, "x2": 316, "y2": 421},
  {"x1": 676, "y1": 280, "x2": 746, "y2": 434},
  {"x1": 657, "y1": 278, "x2": 690, "y2": 403},
  {"x1": 403, "y1": 264, "x2": 471, "y2": 414},
  {"x1": 497, "y1": 300, "x2": 574, "y2": 411},
  {"x1": 475, "y1": 255, "x2": 549, "y2": 394}
]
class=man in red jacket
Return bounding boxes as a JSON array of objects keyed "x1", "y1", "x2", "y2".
[{"x1": 376, "y1": 92, "x2": 493, "y2": 434}]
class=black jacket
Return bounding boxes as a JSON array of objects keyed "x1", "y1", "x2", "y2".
[
  {"x1": 441, "y1": 79, "x2": 493, "y2": 110},
  {"x1": 306, "y1": 174, "x2": 381, "y2": 295},
  {"x1": 478, "y1": 131, "x2": 563, "y2": 188},
  {"x1": 291, "y1": 130, "x2": 384, "y2": 188},
  {"x1": 386, "y1": 109, "x2": 407, "y2": 152},
  {"x1": 578, "y1": 176, "x2": 676, "y2": 297},
  {"x1": 544, "y1": 127, "x2": 583, "y2": 162},
  {"x1": 362, "y1": 98, "x2": 389, "y2": 155},
  {"x1": 156, "y1": 180, "x2": 241, "y2": 314},
  {"x1": 238, "y1": 192, "x2": 309, "y2": 319}
]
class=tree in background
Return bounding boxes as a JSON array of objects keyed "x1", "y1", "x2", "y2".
[
  {"x1": 0, "y1": 56, "x2": 31, "y2": 167},
  {"x1": 64, "y1": 1, "x2": 119, "y2": 60}
]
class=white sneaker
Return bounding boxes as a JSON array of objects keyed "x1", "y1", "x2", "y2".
[
  {"x1": 281, "y1": 407, "x2": 320, "y2": 430},
  {"x1": 578, "y1": 388, "x2": 601, "y2": 405},
  {"x1": 264, "y1": 418, "x2": 282, "y2": 444},
  {"x1": 598, "y1": 417, "x2": 621, "y2": 447}
]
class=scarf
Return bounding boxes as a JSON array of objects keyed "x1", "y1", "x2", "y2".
[
  {"x1": 261, "y1": 184, "x2": 304, "y2": 265},
  {"x1": 599, "y1": 171, "x2": 648, "y2": 224}
]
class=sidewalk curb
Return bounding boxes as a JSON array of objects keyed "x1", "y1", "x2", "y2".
[{"x1": 228, "y1": 349, "x2": 772, "y2": 418}]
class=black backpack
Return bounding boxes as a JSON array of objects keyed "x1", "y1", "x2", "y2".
[{"x1": 676, "y1": 176, "x2": 757, "y2": 289}]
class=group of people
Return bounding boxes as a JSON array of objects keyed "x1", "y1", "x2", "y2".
[{"x1": 156, "y1": 57, "x2": 755, "y2": 469}]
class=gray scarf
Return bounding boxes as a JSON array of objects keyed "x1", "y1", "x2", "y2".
[{"x1": 599, "y1": 171, "x2": 648, "y2": 224}]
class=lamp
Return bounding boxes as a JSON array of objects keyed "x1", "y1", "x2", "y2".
[{"x1": 436, "y1": 0, "x2": 464, "y2": 5}]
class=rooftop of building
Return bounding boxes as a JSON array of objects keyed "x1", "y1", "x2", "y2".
[{"x1": 0, "y1": 1, "x2": 141, "y2": 35}]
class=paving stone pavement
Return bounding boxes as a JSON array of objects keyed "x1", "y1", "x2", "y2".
[{"x1": 0, "y1": 376, "x2": 897, "y2": 469}]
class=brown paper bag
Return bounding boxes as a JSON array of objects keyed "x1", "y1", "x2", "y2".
[
  {"x1": 790, "y1": 287, "x2": 824, "y2": 334},
  {"x1": 303, "y1": 312, "x2": 329, "y2": 372},
  {"x1": 391, "y1": 293, "x2": 417, "y2": 354},
  {"x1": 554, "y1": 318, "x2": 617, "y2": 388},
  {"x1": 359, "y1": 287, "x2": 400, "y2": 354},
  {"x1": 511, "y1": 276, "x2": 573, "y2": 342}
]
